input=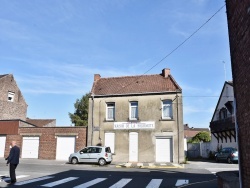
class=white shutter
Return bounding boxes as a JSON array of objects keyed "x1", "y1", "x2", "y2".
[
  {"x1": 56, "y1": 137, "x2": 75, "y2": 160},
  {"x1": 129, "y1": 132, "x2": 138, "y2": 162},
  {"x1": 22, "y1": 137, "x2": 39, "y2": 158},
  {"x1": 105, "y1": 133, "x2": 115, "y2": 153},
  {"x1": 156, "y1": 138, "x2": 172, "y2": 162},
  {"x1": 0, "y1": 136, "x2": 6, "y2": 157}
]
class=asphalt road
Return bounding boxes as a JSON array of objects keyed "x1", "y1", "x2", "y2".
[{"x1": 0, "y1": 158, "x2": 239, "y2": 188}]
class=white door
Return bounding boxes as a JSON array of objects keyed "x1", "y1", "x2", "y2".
[
  {"x1": 22, "y1": 137, "x2": 39, "y2": 158},
  {"x1": 129, "y1": 132, "x2": 138, "y2": 162},
  {"x1": 156, "y1": 138, "x2": 172, "y2": 162},
  {"x1": 0, "y1": 136, "x2": 6, "y2": 157},
  {"x1": 56, "y1": 136, "x2": 75, "y2": 160},
  {"x1": 105, "y1": 133, "x2": 115, "y2": 153}
]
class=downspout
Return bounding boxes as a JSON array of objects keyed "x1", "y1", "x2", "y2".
[
  {"x1": 91, "y1": 95, "x2": 94, "y2": 146},
  {"x1": 176, "y1": 94, "x2": 179, "y2": 164}
]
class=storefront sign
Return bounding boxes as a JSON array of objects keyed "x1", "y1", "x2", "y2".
[{"x1": 114, "y1": 121, "x2": 155, "y2": 129}]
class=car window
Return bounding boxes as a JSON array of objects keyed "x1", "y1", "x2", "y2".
[
  {"x1": 96, "y1": 148, "x2": 102, "y2": 153},
  {"x1": 105, "y1": 147, "x2": 111, "y2": 153},
  {"x1": 80, "y1": 148, "x2": 88, "y2": 153},
  {"x1": 221, "y1": 149, "x2": 226, "y2": 153}
]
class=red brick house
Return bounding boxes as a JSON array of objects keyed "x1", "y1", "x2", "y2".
[
  {"x1": 226, "y1": 0, "x2": 250, "y2": 186},
  {"x1": 0, "y1": 74, "x2": 87, "y2": 160}
]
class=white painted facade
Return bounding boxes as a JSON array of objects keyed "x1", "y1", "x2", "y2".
[{"x1": 210, "y1": 82, "x2": 237, "y2": 152}]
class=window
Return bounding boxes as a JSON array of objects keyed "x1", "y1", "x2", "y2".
[
  {"x1": 130, "y1": 101, "x2": 138, "y2": 120},
  {"x1": 219, "y1": 108, "x2": 227, "y2": 120},
  {"x1": 162, "y1": 100, "x2": 173, "y2": 119},
  {"x1": 106, "y1": 103, "x2": 115, "y2": 120},
  {"x1": 8, "y1": 91, "x2": 15, "y2": 102}
]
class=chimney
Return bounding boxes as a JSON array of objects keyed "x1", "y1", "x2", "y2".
[
  {"x1": 94, "y1": 74, "x2": 101, "y2": 81},
  {"x1": 162, "y1": 68, "x2": 170, "y2": 78}
]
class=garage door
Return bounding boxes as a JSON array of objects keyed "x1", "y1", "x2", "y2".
[
  {"x1": 22, "y1": 137, "x2": 39, "y2": 158},
  {"x1": 156, "y1": 137, "x2": 172, "y2": 162},
  {"x1": 56, "y1": 136, "x2": 75, "y2": 160},
  {"x1": 0, "y1": 136, "x2": 6, "y2": 157},
  {"x1": 105, "y1": 133, "x2": 115, "y2": 153}
]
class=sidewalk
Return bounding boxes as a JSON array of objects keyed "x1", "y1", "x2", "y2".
[{"x1": 115, "y1": 162, "x2": 184, "y2": 169}]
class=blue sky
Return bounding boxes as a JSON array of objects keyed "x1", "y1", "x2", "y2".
[{"x1": 0, "y1": 0, "x2": 232, "y2": 128}]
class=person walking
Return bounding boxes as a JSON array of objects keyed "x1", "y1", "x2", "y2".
[{"x1": 6, "y1": 141, "x2": 20, "y2": 184}]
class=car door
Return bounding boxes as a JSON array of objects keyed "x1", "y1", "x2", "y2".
[
  {"x1": 78, "y1": 147, "x2": 91, "y2": 162},
  {"x1": 88, "y1": 147, "x2": 102, "y2": 163}
]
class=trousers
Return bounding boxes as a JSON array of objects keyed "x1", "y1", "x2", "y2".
[{"x1": 9, "y1": 163, "x2": 18, "y2": 182}]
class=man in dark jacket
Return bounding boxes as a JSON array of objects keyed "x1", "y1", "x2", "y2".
[{"x1": 6, "y1": 141, "x2": 20, "y2": 183}]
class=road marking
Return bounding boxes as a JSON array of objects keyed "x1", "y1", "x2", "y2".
[
  {"x1": 146, "y1": 179, "x2": 162, "y2": 188},
  {"x1": 73, "y1": 178, "x2": 106, "y2": 188},
  {"x1": 15, "y1": 176, "x2": 54, "y2": 185},
  {"x1": 41, "y1": 177, "x2": 78, "y2": 187},
  {"x1": 175, "y1": 179, "x2": 189, "y2": 186},
  {"x1": 109, "y1": 178, "x2": 132, "y2": 188}
]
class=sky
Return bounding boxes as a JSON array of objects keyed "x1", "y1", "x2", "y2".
[{"x1": 0, "y1": 0, "x2": 232, "y2": 128}]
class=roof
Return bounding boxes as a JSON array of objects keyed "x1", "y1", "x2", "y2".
[
  {"x1": 91, "y1": 69, "x2": 182, "y2": 96},
  {"x1": 0, "y1": 74, "x2": 8, "y2": 79},
  {"x1": 211, "y1": 81, "x2": 234, "y2": 121},
  {"x1": 26, "y1": 118, "x2": 56, "y2": 127}
]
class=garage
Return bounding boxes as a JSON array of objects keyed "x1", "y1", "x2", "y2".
[
  {"x1": 0, "y1": 136, "x2": 6, "y2": 157},
  {"x1": 22, "y1": 136, "x2": 39, "y2": 158},
  {"x1": 155, "y1": 137, "x2": 173, "y2": 162},
  {"x1": 56, "y1": 136, "x2": 75, "y2": 160}
]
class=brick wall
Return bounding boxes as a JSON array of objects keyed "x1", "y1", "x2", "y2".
[
  {"x1": 226, "y1": 0, "x2": 250, "y2": 187},
  {"x1": 4, "y1": 127, "x2": 87, "y2": 160},
  {"x1": 0, "y1": 74, "x2": 27, "y2": 121}
]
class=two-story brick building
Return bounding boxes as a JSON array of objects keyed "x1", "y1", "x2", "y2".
[
  {"x1": 88, "y1": 68, "x2": 184, "y2": 163},
  {"x1": 0, "y1": 74, "x2": 87, "y2": 160}
]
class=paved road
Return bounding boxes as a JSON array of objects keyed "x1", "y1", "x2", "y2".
[{"x1": 0, "y1": 158, "x2": 238, "y2": 188}]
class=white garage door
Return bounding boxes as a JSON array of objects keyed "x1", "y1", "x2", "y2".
[
  {"x1": 156, "y1": 137, "x2": 172, "y2": 162},
  {"x1": 0, "y1": 136, "x2": 6, "y2": 157},
  {"x1": 56, "y1": 136, "x2": 75, "y2": 160},
  {"x1": 22, "y1": 137, "x2": 39, "y2": 158},
  {"x1": 129, "y1": 132, "x2": 138, "y2": 162}
]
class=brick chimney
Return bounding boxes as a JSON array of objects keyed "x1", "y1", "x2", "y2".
[
  {"x1": 162, "y1": 68, "x2": 170, "y2": 78},
  {"x1": 94, "y1": 74, "x2": 101, "y2": 81}
]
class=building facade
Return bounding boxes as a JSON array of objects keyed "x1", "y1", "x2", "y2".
[
  {"x1": 88, "y1": 68, "x2": 184, "y2": 163},
  {"x1": 209, "y1": 81, "x2": 237, "y2": 152},
  {"x1": 226, "y1": 0, "x2": 250, "y2": 186},
  {"x1": 0, "y1": 74, "x2": 87, "y2": 160}
]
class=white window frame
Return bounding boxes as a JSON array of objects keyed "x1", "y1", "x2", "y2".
[
  {"x1": 8, "y1": 91, "x2": 15, "y2": 102},
  {"x1": 130, "y1": 101, "x2": 138, "y2": 120},
  {"x1": 106, "y1": 103, "x2": 115, "y2": 120},
  {"x1": 162, "y1": 100, "x2": 173, "y2": 119}
]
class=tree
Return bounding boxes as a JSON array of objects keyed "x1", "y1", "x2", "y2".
[
  {"x1": 188, "y1": 131, "x2": 211, "y2": 143},
  {"x1": 69, "y1": 92, "x2": 90, "y2": 126}
]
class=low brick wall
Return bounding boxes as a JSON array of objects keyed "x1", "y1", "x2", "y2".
[
  {"x1": 217, "y1": 171, "x2": 240, "y2": 188},
  {"x1": 5, "y1": 126, "x2": 87, "y2": 160}
]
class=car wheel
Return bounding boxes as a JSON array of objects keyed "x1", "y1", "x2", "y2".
[
  {"x1": 71, "y1": 157, "x2": 78, "y2": 164},
  {"x1": 227, "y1": 157, "x2": 232, "y2": 164},
  {"x1": 98, "y1": 158, "x2": 106, "y2": 166}
]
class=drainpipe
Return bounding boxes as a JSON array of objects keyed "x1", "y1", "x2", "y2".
[
  {"x1": 91, "y1": 95, "x2": 94, "y2": 146},
  {"x1": 176, "y1": 94, "x2": 179, "y2": 164}
]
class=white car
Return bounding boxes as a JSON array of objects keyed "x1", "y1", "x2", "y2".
[{"x1": 69, "y1": 146, "x2": 112, "y2": 166}]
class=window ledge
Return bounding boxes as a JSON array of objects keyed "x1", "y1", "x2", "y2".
[
  {"x1": 160, "y1": 118, "x2": 174, "y2": 121},
  {"x1": 104, "y1": 119, "x2": 115, "y2": 122}
]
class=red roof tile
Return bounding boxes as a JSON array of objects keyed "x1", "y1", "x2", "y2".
[{"x1": 91, "y1": 70, "x2": 181, "y2": 96}]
